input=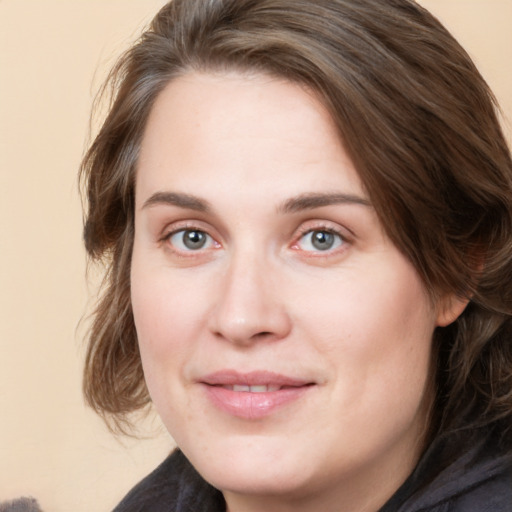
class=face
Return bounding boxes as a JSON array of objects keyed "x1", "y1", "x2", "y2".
[{"x1": 131, "y1": 72, "x2": 457, "y2": 511}]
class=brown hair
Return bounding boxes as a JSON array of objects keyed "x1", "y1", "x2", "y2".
[{"x1": 81, "y1": 0, "x2": 512, "y2": 449}]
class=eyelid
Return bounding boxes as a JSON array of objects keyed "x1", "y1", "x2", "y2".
[
  {"x1": 293, "y1": 219, "x2": 351, "y2": 240},
  {"x1": 290, "y1": 220, "x2": 352, "y2": 254},
  {"x1": 168, "y1": 229, "x2": 215, "y2": 251},
  {"x1": 159, "y1": 221, "x2": 222, "y2": 254},
  {"x1": 159, "y1": 218, "x2": 213, "y2": 239}
]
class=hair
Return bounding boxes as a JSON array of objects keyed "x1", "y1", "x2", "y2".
[
  {"x1": 81, "y1": 0, "x2": 512, "y2": 456},
  {"x1": 0, "y1": 498, "x2": 44, "y2": 512}
]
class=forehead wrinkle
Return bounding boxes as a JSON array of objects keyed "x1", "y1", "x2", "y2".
[
  {"x1": 141, "y1": 191, "x2": 212, "y2": 212},
  {"x1": 278, "y1": 192, "x2": 372, "y2": 214}
]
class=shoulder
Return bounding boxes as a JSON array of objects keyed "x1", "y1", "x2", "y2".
[
  {"x1": 383, "y1": 434, "x2": 512, "y2": 512},
  {"x1": 447, "y1": 464, "x2": 512, "y2": 512},
  {"x1": 112, "y1": 449, "x2": 224, "y2": 512},
  {"x1": 112, "y1": 450, "x2": 183, "y2": 512}
]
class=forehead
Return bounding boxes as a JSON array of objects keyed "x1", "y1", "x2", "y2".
[{"x1": 136, "y1": 71, "x2": 365, "y2": 206}]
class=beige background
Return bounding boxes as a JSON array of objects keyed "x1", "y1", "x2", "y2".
[{"x1": 0, "y1": 1, "x2": 511, "y2": 511}]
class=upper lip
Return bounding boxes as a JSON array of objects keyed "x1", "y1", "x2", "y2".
[{"x1": 200, "y1": 370, "x2": 314, "y2": 388}]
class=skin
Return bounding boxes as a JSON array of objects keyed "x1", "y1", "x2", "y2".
[{"x1": 131, "y1": 71, "x2": 465, "y2": 512}]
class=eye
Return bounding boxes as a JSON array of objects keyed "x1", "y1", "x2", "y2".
[
  {"x1": 167, "y1": 229, "x2": 216, "y2": 251},
  {"x1": 296, "y1": 229, "x2": 344, "y2": 252}
]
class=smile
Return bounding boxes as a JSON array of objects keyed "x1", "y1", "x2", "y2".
[
  {"x1": 222, "y1": 384, "x2": 281, "y2": 392},
  {"x1": 200, "y1": 370, "x2": 315, "y2": 419}
]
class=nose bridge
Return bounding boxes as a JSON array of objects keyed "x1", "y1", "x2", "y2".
[{"x1": 209, "y1": 244, "x2": 291, "y2": 345}]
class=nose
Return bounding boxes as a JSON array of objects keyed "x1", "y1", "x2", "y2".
[{"x1": 208, "y1": 252, "x2": 292, "y2": 346}]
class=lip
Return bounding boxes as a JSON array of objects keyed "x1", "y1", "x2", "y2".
[{"x1": 199, "y1": 370, "x2": 315, "y2": 420}]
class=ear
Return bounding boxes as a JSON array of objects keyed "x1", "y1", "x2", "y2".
[{"x1": 436, "y1": 293, "x2": 470, "y2": 327}]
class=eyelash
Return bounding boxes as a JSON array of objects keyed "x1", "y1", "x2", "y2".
[
  {"x1": 160, "y1": 223, "x2": 220, "y2": 255},
  {"x1": 291, "y1": 224, "x2": 348, "y2": 255},
  {"x1": 160, "y1": 222, "x2": 349, "y2": 257}
]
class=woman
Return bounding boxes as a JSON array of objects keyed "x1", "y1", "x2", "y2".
[{"x1": 80, "y1": 0, "x2": 512, "y2": 510}]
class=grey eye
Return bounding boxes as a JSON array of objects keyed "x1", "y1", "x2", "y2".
[
  {"x1": 298, "y1": 230, "x2": 343, "y2": 252},
  {"x1": 170, "y1": 229, "x2": 211, "y2": 251},
  {"x1": 311, "y1": 231, "x2": 335, "y2": 250}
]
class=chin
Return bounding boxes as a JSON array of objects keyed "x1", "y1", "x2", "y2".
[{"x1": 183, "y1": 434, "x2": 314, "y2": 496}]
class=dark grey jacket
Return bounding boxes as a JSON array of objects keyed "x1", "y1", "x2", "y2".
[{"x1": 113, "y1": 435, "x2": 512, "y2": 512}]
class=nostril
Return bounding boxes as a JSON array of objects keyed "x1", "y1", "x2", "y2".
[{"x1": 253, "y1": 331, "x2": 273, "y2": 338}]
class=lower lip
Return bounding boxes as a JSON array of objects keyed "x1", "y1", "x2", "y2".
[{"x1": 202, "y1": 385, "x2": 312, "y2": 419}]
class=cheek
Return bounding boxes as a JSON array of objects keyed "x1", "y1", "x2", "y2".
[
  {"x1": 130, "y1": 256, "x2": 205, "y2": 398},
  {"x1": 130, "y1": 266, "x2": 201, "y2": 429},
  {"x1": 302, "y1": 264, "x2": 434, "y2": 351},
  {"x1": 301, "y1": 255, "x2": 437, "y2": 405},
  {"x1": 131, "y1": 262, "x2": 204, "y2": 348},
  {"x1": 318, "y1": 269, "x2": 436, "y2": 445}
]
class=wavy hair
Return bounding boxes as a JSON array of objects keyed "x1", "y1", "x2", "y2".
[{"x1": 81, "y1": 0, "x2": 512, "y2": 452}]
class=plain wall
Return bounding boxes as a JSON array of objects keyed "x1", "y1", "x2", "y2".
[{"x1": 0, "y1": 1, "x2": 510, "y2": 511}]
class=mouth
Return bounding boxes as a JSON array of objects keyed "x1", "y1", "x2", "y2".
[
  {"x1": 220, "y1": 384, "x2": 283, "y2": 392},
  {"x1": 199, "y1": 370, "x2": 316, "y2": 419}
]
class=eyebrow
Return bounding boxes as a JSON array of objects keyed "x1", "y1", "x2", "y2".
[
  {"x1": 142, "y1": 191, "x2": 211, "y2": 212},
  {"x1": 278, "y1": 192, "x2": 371, "y2": 213},
  {"x1": 141, "y1": 190, "x2": 371, "y2": 214}
]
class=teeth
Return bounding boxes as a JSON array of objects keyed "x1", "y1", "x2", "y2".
[
  {"x1": 233, "y1": 385, "x2": 250, "y2": 392},
  {"x1": 228, "y1": 385, "x2": 280, "y2": 392}
]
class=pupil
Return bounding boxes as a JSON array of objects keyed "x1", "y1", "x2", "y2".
[
  {"x1": 312, "y1": 231, "x2": 334, "y2": 250},
  {"x1": 183, "y1": 230, "x2": 206, "y2": 249}
]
